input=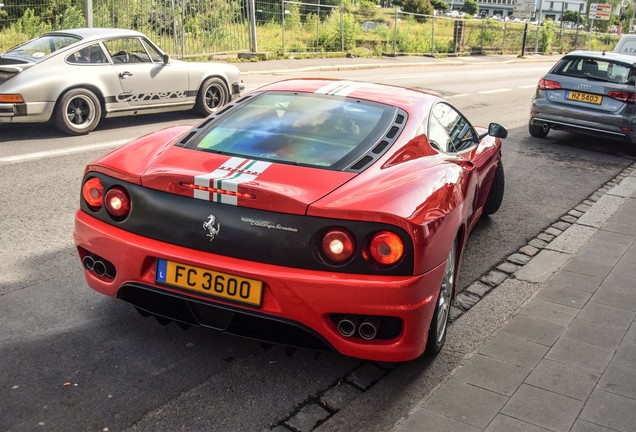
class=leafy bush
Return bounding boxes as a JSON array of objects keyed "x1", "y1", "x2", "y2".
[
  {"x1": 12, "y1": 9, "x2": 52, "y2": 38},
  {"x1": 57, "y1": 6, "x2": 85, "y2": 29},
  {"x1": 318, "y1": 11, "x2": 361, "y2": 51},
  {"x1": 539, "y1": 20, "x2": 555, "y2": 53}
]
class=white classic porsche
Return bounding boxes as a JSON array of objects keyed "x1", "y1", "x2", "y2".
[{"x1": 0, "y1": 28, "x2": 243, "y2": 135}]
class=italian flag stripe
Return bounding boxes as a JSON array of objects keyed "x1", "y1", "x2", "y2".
[
  {"x1": 194, "y1": 157, "x2": 271, "y2": 205},
  {"x1": 314, "y1": 81, "x2": 365, "y2": 96}
]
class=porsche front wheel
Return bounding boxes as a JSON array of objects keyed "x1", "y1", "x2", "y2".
[
  {"x1": 195, "y1": 77, "x2": 229, "y2": 116},
  {"x1": 426, "y1": 239, "x2": 457, "y2": 355},
  {"x1": 54, "y1": 88, "x2": 102, "y2": 135}
]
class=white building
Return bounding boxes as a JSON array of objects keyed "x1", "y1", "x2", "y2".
[{"x1": 449, "y1": 0, "x2": 588, "y2": 21}]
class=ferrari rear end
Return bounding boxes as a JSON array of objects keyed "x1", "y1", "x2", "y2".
[{"x1": 74, "y1": 81, "x2": 466, "y2": 362}]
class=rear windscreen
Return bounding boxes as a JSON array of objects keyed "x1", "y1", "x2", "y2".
[
  {"x1": 188, "y1": 92, "x2": 396, "y2": 169},
  {"x1": 552, "y1": 56, "x2": 635, "y2": 84},
  {"x1": 7, "y1": 35, "x2": 81, "y2": 60}
]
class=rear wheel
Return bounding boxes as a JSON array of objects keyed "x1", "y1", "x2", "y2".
[
  {"x1": 426, "y1": 239, "x2": 458, "y2": 355},
  {"x1": 195, "y1": 77, "x2": 229, "y2": 116},
  {"x1": 529, "y1": 123, "x2": 549, "y2": 138},
  {"x1": 483, "y1": 161, "x2": 505, "y2": 216},
  {"x1": 54, "y1": 88, "x2": 101, "y2": 135}
]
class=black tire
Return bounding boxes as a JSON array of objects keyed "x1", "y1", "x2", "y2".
[
  {"x1": 426, "y1": 239, "x2": 458, "y2": 356},
  {"x1": 529, "y1": 122, "x2": 549, "y2": 138},
  {"x1": 53, "y1": 88, "x2": 101, "y2": 135},
  {"x1": 195, "y1": 77, "x2": 229, "y2": 116},
  {"x1": 483, "y1": 160, "x2": 505, "y2": 216}
]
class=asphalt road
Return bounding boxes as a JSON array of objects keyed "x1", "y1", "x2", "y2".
[{"x1": 1, "y1": 59, "x2": 635, "y2": 432}]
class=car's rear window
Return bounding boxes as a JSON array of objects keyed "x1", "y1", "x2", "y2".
[
  {"x1": 189, "y1": 92, "x2": 396, "y2": 168},
  {"x1": 552, "y1": 56, "x2": 635, "y2": 84},
  {"x1": 7, "y1": 35, "x2": 81, "y2": 59}
]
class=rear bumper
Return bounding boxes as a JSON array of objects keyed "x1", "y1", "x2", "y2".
[
  {"x1": 231, "y1": 81, "x2": 244, "y2": 98},
  {"x1": 530, "y1": 115, "x2": 634, "y2": 143},
  {"x1": 530, "y1": 98, "x2": 636, "y2": 143},
  {"x1": 0, "y1": 101, "x2": 53, "y2": 123},
  {"x1": 74, "y1": 210, "x2": 445, "y2": 362}
]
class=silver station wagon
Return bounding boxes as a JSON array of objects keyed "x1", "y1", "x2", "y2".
[
  {"x1": 529, "y1": 51, "x2": 636, "y2": 144},
  {"x1": 0, "y1": 28, "x2": 243, "y2": 135}
]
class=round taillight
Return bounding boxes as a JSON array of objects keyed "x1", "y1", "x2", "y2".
[
  {"x1": 369, "y1": 231, "x2": 404, "y2": 266},
  {"x1": 322, "y1": 229, "x2": 355, "y2": 263},
  {"x1": 82, "y1": 177, "x2": 104, "y2": 209},
  {"x1": 104, "y1": 187, "x2": 131, "y2": 218}
]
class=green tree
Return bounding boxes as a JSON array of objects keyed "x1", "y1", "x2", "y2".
[
  {"x1": 431, "y1": 0, "x2": 449, "y2": 12},
  {"x1": 461, "y1": 0, "x2": 479, "y2": 16},
  {"x1": 401, "y1": 0, "x2": 434, "y2": 16},
  {"x1": 562, "y1": 10, "x2": 579, "y2": 23}
]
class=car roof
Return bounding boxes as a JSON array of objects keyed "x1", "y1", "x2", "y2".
[
  {"x1": 256, "y1": 79, "x2": 439, "y2": 111},
  {"x1": 562, "y1": 50, "x2": 636, "y2": 64},
  {"x1": 45, "y1": 27, "x2": 146, "y2": 42}
]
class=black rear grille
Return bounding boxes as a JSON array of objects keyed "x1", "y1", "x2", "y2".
[{"x1": 118, "y1": 283, "x2": 333, "y2": 351}]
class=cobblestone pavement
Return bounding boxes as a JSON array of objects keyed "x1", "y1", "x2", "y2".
[{"x1": 393, "y1": 162, "x2": 636, "y2": 432}]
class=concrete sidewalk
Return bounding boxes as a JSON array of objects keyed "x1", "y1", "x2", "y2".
[{"x1": 393, "y1": 162, "x2": 636, "y2": 432}]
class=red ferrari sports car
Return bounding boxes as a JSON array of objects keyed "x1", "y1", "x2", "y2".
[{"x1": 74, "y1": 79, "x2": 507, "y2": 362}]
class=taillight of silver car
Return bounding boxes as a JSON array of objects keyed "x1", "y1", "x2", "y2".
[{"x1": 538, "y1": 79, "x2": 562, "y2": 90}]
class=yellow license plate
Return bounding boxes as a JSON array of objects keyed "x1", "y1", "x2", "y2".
[
  {"x1": 567, "y1": 91, "x2": 602, "y2": 105},
  {"x1": 156, "y1": 259, "x2": 263, "y2": 307}
]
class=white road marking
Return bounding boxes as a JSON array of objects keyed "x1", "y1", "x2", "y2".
[
  {"x1": 477, "y1": 88, "x2": 512, "y2": 94},
  {"x1": 384, "y1": 73, "x2": 445, "y2": 80},
  {"x1": 519, "y1": 84, "x2": 538, "y2": 89},
  {"x1": 466, "y1": 70, "x2": 496, "y2": 75},
  {"x1": 0, "y1": 140, "x2": 128, "y2": 164}
]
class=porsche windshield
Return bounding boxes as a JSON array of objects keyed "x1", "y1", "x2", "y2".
[{"x1": 190, "y1": 92, "x2": 395, "y2": 168}]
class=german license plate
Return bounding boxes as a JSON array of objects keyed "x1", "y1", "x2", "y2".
[
  {"x1": 156, "y1": 259, "x2": 263, "y2": 307},
  {"x1": 566, "y1": 91, "x2": 602, "y2": 105}
]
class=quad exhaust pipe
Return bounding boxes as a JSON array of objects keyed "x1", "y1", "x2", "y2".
[
  {"x1": 82, "y1": 255, "x2": 95, "y2": 272},
  {"x1": 337, "y1": 316, "x2": 359, "y2": 337},
  {"x1": 337, "y1": 315, "x2": 381, "y2": 340},
  {"x1": 82, "y1": 253, "x2": 114, "y2": 278},
  {"x1": 359, "y1": 317, "x2": 380, "y2": 340},
  {"x1": 93, "y1": 260, "x2": 107, "y2": 277}
]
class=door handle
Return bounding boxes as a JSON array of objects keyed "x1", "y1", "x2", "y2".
[{"x1": 119, "y1": 71, "x2": 133, "y2": 78}]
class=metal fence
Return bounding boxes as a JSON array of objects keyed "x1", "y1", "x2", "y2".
[
  {"x1": 90, "y1": 0, "x2": 252, "y2": 58},
  {"x1": 0, "y1": 0, "x2": 622, "y2": 58},
  {"x1": 0, "y1": 0, "x2": 254, "y2": 58}
]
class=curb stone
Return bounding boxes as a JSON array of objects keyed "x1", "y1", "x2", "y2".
[{"x1": 267, "y1": 161, "x2": 636, "y2": 432}]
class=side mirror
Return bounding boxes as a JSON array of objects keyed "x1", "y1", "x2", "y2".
[
  {"x1": 163, "y1": 53, "x2": 170, "y2": 64},
  {"x1": 488, "y1": 123, "x2": 508, "y2": 139}
]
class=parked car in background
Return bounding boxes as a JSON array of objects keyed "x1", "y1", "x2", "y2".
[
  {"x1": 0, "y1": 28, "x2": 243, "y2": 135},
  {"x1": 74, "y1": 78, "x2": 508, "y2": 362},
  {"x1": 614, "y1": 34, "x2": 636, "y2": 55},
  {"x1": 529, "y1": 51, "x2": 636, "y2": 143}
]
